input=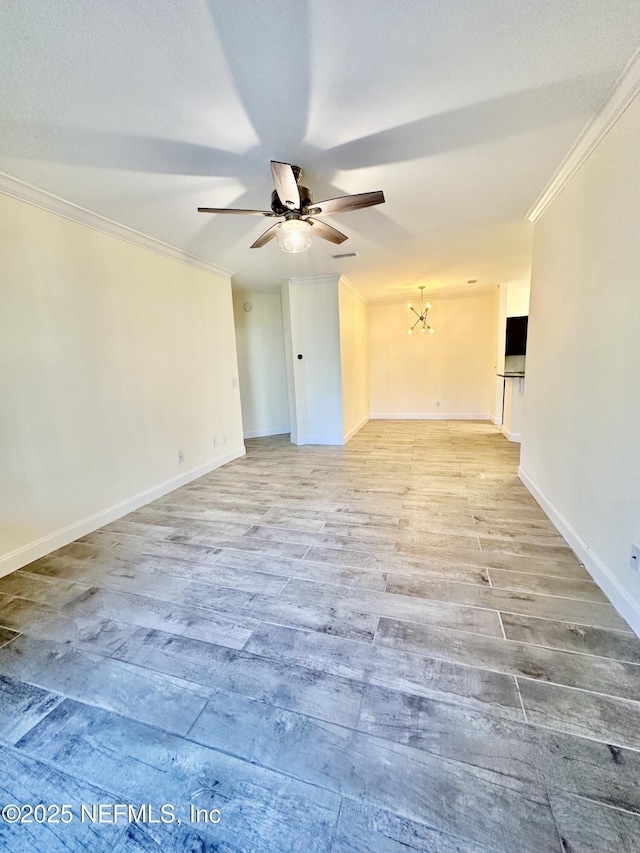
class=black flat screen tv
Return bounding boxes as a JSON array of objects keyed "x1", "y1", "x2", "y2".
[{"x1": 505, "y1": 315, "x2": 528, "y2": 356}]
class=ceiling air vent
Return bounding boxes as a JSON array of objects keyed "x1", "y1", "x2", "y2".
[{"x1": 332, "y1": 251, "x2": 359, "y2": 259}]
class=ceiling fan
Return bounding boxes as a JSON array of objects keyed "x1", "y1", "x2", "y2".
[{"x1": 198, "y1": 160, "x2": 385, "y2": 253}]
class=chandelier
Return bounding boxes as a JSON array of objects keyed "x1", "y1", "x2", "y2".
[{"x1": 407, "y1": 286, "x2": 435, "y2": 335}]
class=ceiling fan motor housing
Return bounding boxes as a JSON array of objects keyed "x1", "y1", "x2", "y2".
[{"x1": 271, "y1": 185, "x2": 313, "y2": 216}]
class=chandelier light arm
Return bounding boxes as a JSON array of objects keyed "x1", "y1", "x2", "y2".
[{"x1": 406, "y1": 285, "x2": 435, "y2": 335}]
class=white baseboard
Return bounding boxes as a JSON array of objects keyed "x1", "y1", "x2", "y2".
[
  {"x1": 501, "y1": 426, "x2": 521, "y2": 443},
  {"x1": 344, "y1": 414, "x2": 370, "y2": 443},
  {"x1": 243, "y1": 427, "x2": 290, "y2": 439},
  {"x1": 294, "y1": 435, "x2": 346, "y2": 446},
  {"x1": 518, "y1": 465, "x2": 640, "y2": 638},
  {"x1": 0, "y1": 446, "x2": 246, "y2": 579},
  {"x1": 371, "y1": 412, "x2": 491, "y2": 421}
]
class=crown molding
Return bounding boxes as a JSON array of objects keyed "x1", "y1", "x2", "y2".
[
  {"x1": 527, "y1": 47, "x2": 640, "y2": 223},
  {"x1": 285, "y1": 274, "x2": 368, "y2": 304},
  {"x1": 288, "y1": 274, "x2": 341, "y2": 285},
  {"x1": 338, "y1": 275, "x2": 369, "y2": 305},
  {"x1": 0, "y1": 171, "x2": 234, "y2": 279},
  {"x1": 370, "y1": 285, "x2": 497, "y2": 307}
]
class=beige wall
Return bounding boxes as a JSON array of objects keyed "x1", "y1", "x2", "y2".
[
  {"x1": 369, "y1": 291, "x2": 498, "y2": 418},
  {"x1": 521, "y1": 92, "x2": 640, "y2": 634},
  {"x1": 0, "y1": 193, "x2": 244, "y2": 575},
  {"x1": 339, "y1": 280, "x2": 369, "y2": 440},
  {"x1": 233, "y1": 290, "x2": 290, "y2": 438}
]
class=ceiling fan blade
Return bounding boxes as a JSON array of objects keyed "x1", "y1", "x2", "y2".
[
  {"x1": 250, "y1": 222, "x2": 281, "y2": 249},
  {"x1": 310, "y1": 190, "x2": 385, "y2": 216},
  {"x1": 307, "y1": 218, "x2": 348, "y2": 245},
  {"x1": 271, "y1": 161, "x2": 300, "y2": 210},
  {"x1": 197, "y1": 207, "x2": 273, "y2": 216}
]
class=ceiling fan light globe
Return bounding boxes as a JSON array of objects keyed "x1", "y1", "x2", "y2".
[{"x1": 276, "y1": 219, "x2": 312, "y2": 253}]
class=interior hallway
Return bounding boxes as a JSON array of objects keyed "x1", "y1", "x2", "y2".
[{"x1": 0, "y1": 420, "x2": 639, "y2": 852}]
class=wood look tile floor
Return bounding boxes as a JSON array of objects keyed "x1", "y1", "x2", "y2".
[{"x1": 1, "y1": 420, "x2": 640, "y2": 851}]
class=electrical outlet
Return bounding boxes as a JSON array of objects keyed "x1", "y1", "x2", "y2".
[
  {"x1": 213, "y1": 437, "x2": 217, "y2": 448},
  {"x1": 177, "y1": 450, "x2": 184, "y2": 464},
  {"x1": 222, "y1": 434, "x2": 227, "y2": 445},
  {"x1": 631, "y1": 544, "x2": 640, "y2": 572},
  {"x1": 436, "y1": 401, "x2": 441, "y2": 408},
  {"x1": 231, "y1": 377, "x2": 238, "y2": 388}
]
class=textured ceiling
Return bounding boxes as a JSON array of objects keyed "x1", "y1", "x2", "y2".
[{"x1": 2, "y1": 1, "x2": 640, "y2": 301}]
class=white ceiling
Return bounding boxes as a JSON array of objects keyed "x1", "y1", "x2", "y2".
[{"x1": 2, "y1": 1, "x2": 640, "y2": 302}]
